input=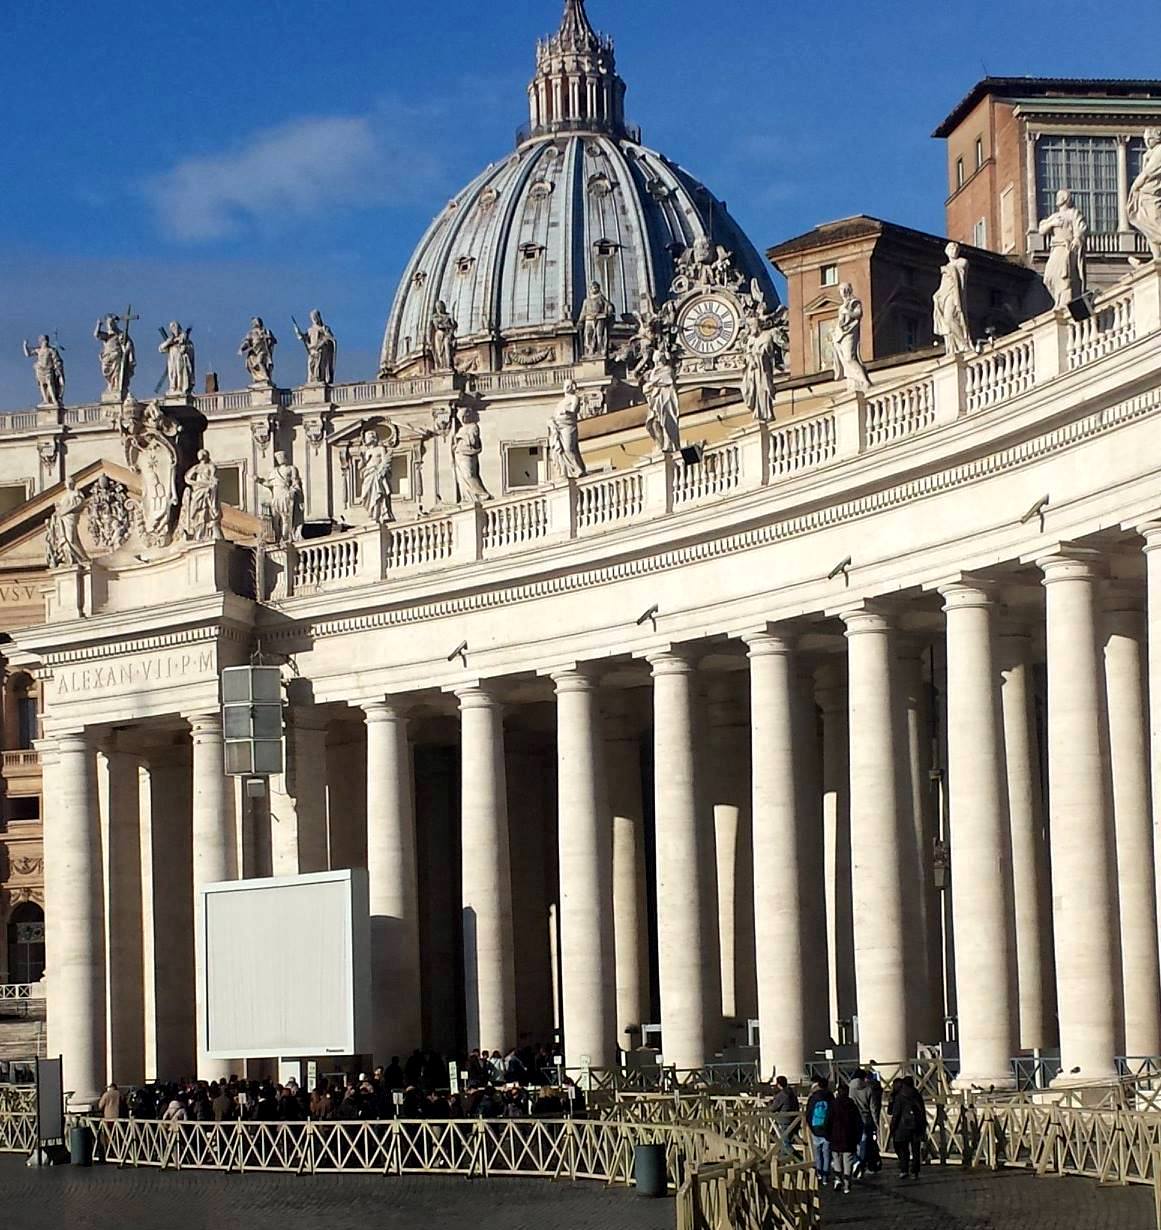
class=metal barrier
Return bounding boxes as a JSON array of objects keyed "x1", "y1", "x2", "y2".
[{"x1": 0, "y1": 1086, "x2": 35, "y2": 1114}]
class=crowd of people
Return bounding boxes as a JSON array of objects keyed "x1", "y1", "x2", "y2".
[
  {"x1": 95, "y1": 1045, "x2": 586, "y2": 1124},
  {"x1": 788, "y1": 1069, "x2": 927, "y2": 1192}
]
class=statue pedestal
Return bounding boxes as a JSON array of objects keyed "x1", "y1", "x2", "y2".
[
  {"x1": 161, "y1": 393, "x2": 195, "y2": 411},
  {"x1": 297, "y1": 382, "x2": 332, "y2": 407},
  {"x1": 573, "y1": 358, "x2": 613, "y2": 382},
  {"x1": 249, "y1": 384, "x2": 280, "y2": 408}
]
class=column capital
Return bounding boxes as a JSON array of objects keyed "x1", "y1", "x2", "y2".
[
  {"x1": 939, "y1": 578, "x2": 999, "y2": 612},
  {"x1": 1137, "y1": 521, "x2": 1161, "y2": 550},
  {"x1": 549, "y1": 665, "x2": 601, "y2": 695},
  {"x1": 54, "y1": 729, "x2": 91, "y2": 755},
  {"x1": 742, "y1": 629, "x2": 796, "y2": 657},
  {"x1": 1037, "y1": 548, "x2": 1107, "y2": 586},
  {"x1": 363, "y1": 697, "x2": 412, "y2": 724},
  {"x1": 645, "y1": 647, "x2": 696, "y2": 677},
  {"x1": 838, "y1": 605, "x2": 893, "y2": 638},
  {"x1": 185, "y1": 712, "x2": 223, "y2": 740},
  {"x1": 452, "y1": 682, "x2": 504, "y2": 711}
]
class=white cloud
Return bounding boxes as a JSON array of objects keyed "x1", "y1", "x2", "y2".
[{"x1": 145, "y1": 113, "x2": 442, "y2": 242}]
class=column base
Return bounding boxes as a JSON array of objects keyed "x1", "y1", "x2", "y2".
[
  {"x1": 952, "y1": 1073, "x2": 1017, "y2": 1093},
  {"x1": 1050, "y1": 1066, "x2": 1119, "y2": 1089},
  {"x1": 65, "y1": 1090, "x2": 102, "y2": 1114}
]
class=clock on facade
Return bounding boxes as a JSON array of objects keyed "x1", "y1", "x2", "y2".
[{"x1": 679, "y1": 294, "x2": 741, "y2": 357}]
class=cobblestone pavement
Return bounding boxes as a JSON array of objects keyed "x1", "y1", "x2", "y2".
[{"x1": 0, "y1": 1156, "x2": 1155, "y2": 1229}]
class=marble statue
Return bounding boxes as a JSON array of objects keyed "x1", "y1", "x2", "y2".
[
  {"x1": 158, "y1": 321, "x2": 195, "y2": 398},
  {"x1": 643, "y1": 350, "x2": 681, "y2": 454},
  {"x1": 1128, "y1": 128, "x2": 1161, "y2": 262},
  {"x1": 256, "y1": 451, "x2": 304, "y2": 544},
  {"x1": 240, "y1": 318, "x2": 278, "y2": 386},
  {"x1": 86, "y1": 475, "x2": 132, "y2": 552},
  {"x1": 176, "y1": 450, "x2": 223, "y2": 543},
  {"x1": 452, "y1": 408, "x2": 491, "y2": 503},
  {"x1": 548, "y1": 380, "x2": 587, "y2": 478},
  {"x1": 626, "y1": 295, "x2": 665, "y2": 380},
  {"x1": 1038, "y1": 189, "x2": 1088, "y2": 309},
  {"x1": 121, "y1": 402, "x2": 180, "y2": 546},
  {"x1": 359, "y1": 427, "x2": 398, "y2": 525},
  {"x1": 933, "y1": 242, "x2": 973, "y2": 356},
  {"x1": 832, "y1": 284, "x2": 871, "y2": 393},
  {"x1": 430, "y1": 301, "x2": 458, "y2": 372},
  {"x1": 45, "y1": 478, "x2": 87, "y2": 567},
  {"x1": 94, "y1": 314, "x2": 136, "y2": 401},
  {"x1": 22, "y1": 335, "x2": 65, "y2": 409},
  {"x1": 741, "y1": 314, "x2": 783, "y2": 424},
  {"x1": 579, "y1": 282, "x2": 614, "y2": 357},
  {"x1": 294, "y1": 309, "x2": 337, "y2": 385}
]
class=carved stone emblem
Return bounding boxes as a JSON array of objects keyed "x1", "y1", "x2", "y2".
[{"x1": 86, "y1": 475, "x2": 134, "y2": 553}]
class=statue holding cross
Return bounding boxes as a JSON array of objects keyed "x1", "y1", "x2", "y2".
[{"x1": 94, "y1": 307, "x2": 139, "y2": 402}]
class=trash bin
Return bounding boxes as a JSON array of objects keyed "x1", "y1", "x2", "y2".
[
  {"x1": 633, "y1": 1143, "x2": 667, "y2": 1197},
  {"x1": 69, "y1": 1124, "x2": 94, "y2": 1167}
]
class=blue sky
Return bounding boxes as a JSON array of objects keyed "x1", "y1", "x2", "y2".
[{"x1": 2, "y1": 0, "x2": 1158, "y2": 409}]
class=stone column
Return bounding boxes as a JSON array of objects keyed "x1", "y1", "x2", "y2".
[
  {"x1": 706, "y1": 675, "x2": 756, "y2": 1027},
  {"x1": 1104, "y1": 592, "x2": 1161, "y2": 1058},
  {"x1": 188, "y1": 713, "x2": 238, "y2": 1082},
  {"x1": 841, "y1": 608, "x2": 909, "y2": 1063},
  {"x1": 941, "y1": 582, "x2": 1017, "y2": 1087},
  {"x1": 746, "y1": 632, "x2": 807, "y2": 1080},
  {"x1": 553, "y1": 668, "x2": 617, "y2": 1068},
  {"x1": 146, "y1": 752, "x2": 195, "y2": 1081},
  {"x1": 102, "y1": 742, "x2": 145, "y2": 1086},
  {"x1": 999, "y1": 623, "x2": 1056, "y2": 1051},
  {"x1": 605, "y1": 691, "x2": 651, "y2": 1053},
  {"x1": 364, "y1": 701, "x2": 422, "y2": 1062},
  {"x1": 1039, "y1": 553, "x2": 1119, "y2": 1081},
  {"x1": 269, "y1": 710, "x2": 329, "y2": 875},
  {"x1": 649, "y1": 650, "x2": 713, "y2": 1070},
  {"x1": 1143, "y1": 525, "x2": 1161, "y2": 1047},
  {"x1": 815, "y1": 663, "x2": 855, "y2": 1044},
  {"x1": 42, "y1": 733, "x2": 106, "y2": 1108},
  {"x1": 456, "y1": 685, "x2": 517, "y2": 1054},
  {"x1": 794, "y1": 668, "x2": 829, "y2": 1053}
]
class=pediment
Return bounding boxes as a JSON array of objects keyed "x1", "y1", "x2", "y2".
[{"x1": 804, "y1": 292, "x2": 841, "y2": 315}]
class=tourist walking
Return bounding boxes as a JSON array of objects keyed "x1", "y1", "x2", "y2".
[
  {"x1": 889, "y1": 1075, "x2": 927, "y2": 1180},
  {"x1": 848, "y1": 1068, "x2": 882, "y2": 1176},
  {"x1": 828, "y1": 1085, "x2": 862, "y2": 1193},
  {"x1": 805, "y1": 1077, "x2": 835, "y2": 1185}
]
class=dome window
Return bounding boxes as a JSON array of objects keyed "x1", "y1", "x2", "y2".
[
  {"x1": 456, "y1": 256, "x2": 477, "y2": 275},
  {"x1": 647, "y1": 178, "x2": 671, "y2": 201},
  {"x1": 412, "y1": 271, "x2": 429, "y2": 288},
  {"x1": 478, "y1": 187, "x2": 500, "y2": 211},
  {"x1": 529, "y1": 179, "x2": 555, "y2": 200},
  {"x1": 594, "y1": 238, "x2": 620, "y2": 259},
  {"x1": 588, "y1": 174, "x2": 614, "y2": 198},
  {"x1": 521, "y1": 242, "x2": 546, "y2": 262}
]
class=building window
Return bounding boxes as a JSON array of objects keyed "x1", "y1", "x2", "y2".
[
  {"x1": 814, "y1": 318, "x2": 837, "y2": 372},
  {"x1": 6, "y1": 902, "x2": 45, "y2": 985},
  {"x1": 9, "y1": 672, "x2": 37, "y2": 751},
  {"x1": 973, "y1": 217, "x2": 988, "y2": 248},
  {"x1": 975, "y1": 137, "x2": 984, "y2": 170},
  {"x1": 504, "y1": 443, "x2": 547, "y2": 490},
  {"x1": 820, "y1": 263, "x2": 839, "y2": 287},
  {"x1": 955, "y1": 157, "x2": 965, "y2": 190},
  {"x1": 901, "y1": 314, "x2": 921, "y2": 352},
  {"x1": 217, "y1": 464, "x2": 242, "y2": 510},
  {"x1": 0, "y1": 484, "x2": 28, "y2": 518},
  {"x1": 1129, "y1": 136, "x2": 1147, "y2": 184},
  {"x1": 999, "y1": 184, "x2": 1016, "y2": 253},
  {"x1": 389, "y1": 453, "x2": 414, "y2": 502},
  {"x1": 1036, "y1": 135, "x2": 1119, "y2": 234}
]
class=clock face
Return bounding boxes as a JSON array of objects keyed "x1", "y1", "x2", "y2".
[{"x1": 679, "y1": 295, "x2": 740, "y2": 357}]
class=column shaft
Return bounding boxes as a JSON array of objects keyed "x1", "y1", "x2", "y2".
[
  {"x1": 554, "y1": 670, "x2": 617, "y2": 1068},
  {"x1": 458, "y1": 687, "x2": 517, "y2": 1054},
  {"x1": 842, "y1": 610, "x2": 909, "y2": 1062},
  {"x1": 1104, "y1": 601, "x2": 1160, "y2": 1057},
  {"x1": 747, "y1": 634, "x2": 807, "y2": 1080},
  {"x1": 942, "y1": 584, "x2": 1017, "y2": 1087},
  {"x1": 650, "y1": 652, "x2": 712, "y2": 1070},
  {"x1": 365, "y1": 702, "x2": 422, "y2": 1061},
  {"x1": 1040, "y1": 554, "x2": 1119, "y2": 1080},
  {"x1": 269, "y1": 713, "x2": 329, "y2": 875},
  {"x1": 42, "y1": 734, "x2": 106, "y2": 1108},
  {"x1": 189, "y1": 714, "x2": 238, "y2": 1082},
  {"x1": 999, "y1": 630, "x2": 1057, "y2": 1050}
]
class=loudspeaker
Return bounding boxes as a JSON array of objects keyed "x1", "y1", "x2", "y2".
[
  {"x1": 679, "y1": 445, "x2": 703, "y2": 466},
  {"x1": 1067, "y1": 292, "x2": 1096, "y2": 322}
]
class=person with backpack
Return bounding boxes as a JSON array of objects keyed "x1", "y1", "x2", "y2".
[
  {"x1": 889, "y1": 1074, "x2": 927, "y2": 1180},
  {"x1": 805, "y1": 1076, "x2": 835, "y2": 1185}
]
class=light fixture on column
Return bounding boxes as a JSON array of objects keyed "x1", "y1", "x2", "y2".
[
  {"x1": 221, "y1": 664, "x2": 285, "y2": 778},
  {"x1": 447, "y1": 640, "x2": 469, "y2": 666},
  {"x1": 827, "y1": 555, "x2": 852, "y2": 586},
  {"x1": 636, "y1": 604, "x2": 659, "y2": 629},
  {"x1": 1020, "y1": 494, "x2": 1050, "y2": 532}
]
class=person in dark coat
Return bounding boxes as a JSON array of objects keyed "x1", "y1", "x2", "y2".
[
  {"x1": 889, "y1": 1075, "x2": 927, "y2": 1180},
  {"x1": 828, "y1": 1085, "x2": 863, "y2": 1193}
]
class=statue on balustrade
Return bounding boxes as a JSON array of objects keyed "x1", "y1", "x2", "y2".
[
  {"x1": 832, "y1": 283, "x2": 871, "y2": 393},
  {"x1": 548, "y1": 380, "x2": 587, "y2": 479},
  {"x1": 429, "y1": 301, "x2": 458, "y2": 372},
  {"x1": 1038, "y1": 189, "x2": 1088, "y2": 310},
  {"x1": 624, "y1": 295, "x2": 667, "y2": 381},
  {"x1": 643, "y1": 349, "x2": 681, "y2": 454},
  {"x1": 176, "y1": 450, "x2": 223, "y2": 543},
  {"x1": 294, "y1": 309, "x2": 337, "y2": 385},
  {"x1": 256, "y1": 451, "x2": 304, "y2": 544},
  {"x1": 579, "y1": 282, "x2": 614, "y2": 358},
  {"x1": 240, "y1": 317, "x2": 278, "y2": 386},
  {"x1": 741, "y1": 310, "x2": 786, "y2": 424},
  {"x1": 94, "y1": 314, "x2": 136, "y2": 401},
  {"x1": 452, "y1": 408, "x2": 492, "y2": 503},
  {"x1": 359, "y1": 426, "x2": 399, "y2": 525},
  {"x1": 121, "y1": 401, "x2": 180, "y2": 546},
  {"x1": 45, "y1": 478, "x2": 87, "y2": 568},
  {"x1": 1128, "y1": 128, "x2": 1161, "y2": 262},
  {"x1": 22, "y1": 335, "x2": 65, "y2": 409},
  {"x1": 158, "y1": 321, "x2": 195, "y2": 398},
  {"x1": 932, "y1": 242, "x2": 973, "y2": 356}
]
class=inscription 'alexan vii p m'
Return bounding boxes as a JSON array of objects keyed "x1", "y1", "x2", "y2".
[{"x1": 54, "y1": 648, "x2": 216, "y2": 698}]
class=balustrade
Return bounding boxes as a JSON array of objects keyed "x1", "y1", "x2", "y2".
[
  {"x1": 768, "y1": 415, "x2": 836, "y2": 477},
  {"x1": 1069, "y1": 290, "x2": 1136, "y2": 370},
  {"x1": 965, "y1": 335, "x2": 1036, "y2": 411},
  {"x1": 292, "y1": 537, "x2": 360, "y2": 592},
  {"x1": 483, "y1": 496, "x2": 549, "y2": 551},
  {"x1": 672, "y1": 442, "x2": 742, "y2": 506},
  {"x1": 864, "y1": 379, "x2": 936, "y2": 448},
  {"x1": 386, "y1": 519, "x2": 455, "y2": 571},
  {"x1": 576, "y1": 471, "x2": 645, "y2": 531}
]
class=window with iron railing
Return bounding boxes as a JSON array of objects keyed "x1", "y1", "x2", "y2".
[{"x1": 1035, "y1": 135, "x2": 1119, "y2": 234}]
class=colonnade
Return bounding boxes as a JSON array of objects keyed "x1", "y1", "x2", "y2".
[{"x1": 37, "y1": 540, "x2": 1161, "y2": 1107}]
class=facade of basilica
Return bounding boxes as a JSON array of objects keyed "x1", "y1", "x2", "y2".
[{"x1": 4, "y1": 0, "x2": 1161, "y2": 1106}]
